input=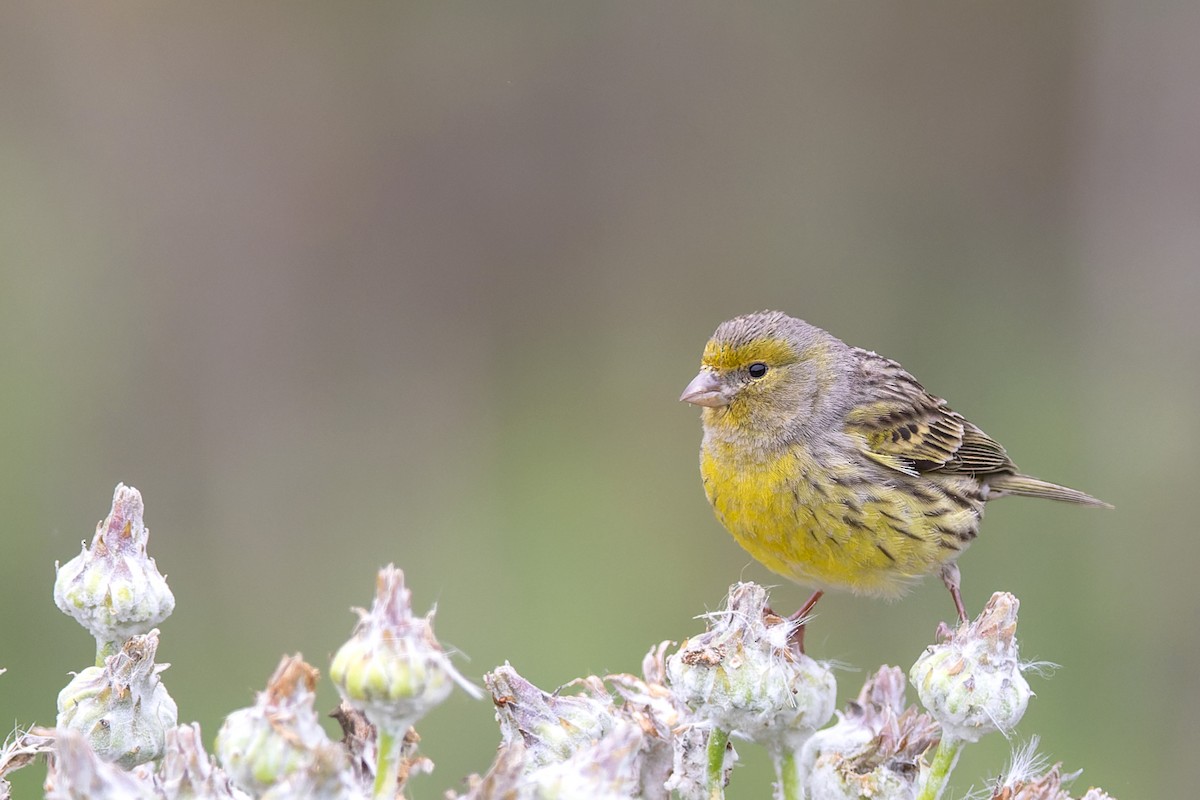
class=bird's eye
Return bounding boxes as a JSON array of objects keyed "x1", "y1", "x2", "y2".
[{"x1": 748, "y1": 362, "x2": 768, "y2": 379}]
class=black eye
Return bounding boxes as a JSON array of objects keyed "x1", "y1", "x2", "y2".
[{"x1": 748, "y1": 362, "x2": 768, "y2": 379}]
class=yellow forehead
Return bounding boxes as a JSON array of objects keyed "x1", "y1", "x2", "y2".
[{"x1": 701, "y1": 337, "x2": 798, "y2": 371}]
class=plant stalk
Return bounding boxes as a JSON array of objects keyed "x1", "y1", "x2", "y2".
[
  {"x1": 776, "y1": 748, "x2": 801, "y2": 800},
  {"x1": 705, "y1": 727, "x2": 730, "y2": 800},
  {"x1": 374, "y1": 728, "x2": 401, "y2": 799},
  {"x1": 917, "y1": 735, "x2": 964, "y2": 800}
]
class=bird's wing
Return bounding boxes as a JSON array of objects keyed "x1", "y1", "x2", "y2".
[{"x1": 842, "y1": 349, "x2": 1013, "y2": 477}]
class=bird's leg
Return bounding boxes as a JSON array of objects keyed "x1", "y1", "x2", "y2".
[
  {"x1": 786, "y1": 589, "x2": 824, "y2": 653},
  {"x1": 938, "y1": 562, "x2": 969, "y2": 625}
]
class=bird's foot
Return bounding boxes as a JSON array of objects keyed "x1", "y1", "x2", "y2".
[{"x1": 784, "y1": 589, "x2": 825, "y2": 654}]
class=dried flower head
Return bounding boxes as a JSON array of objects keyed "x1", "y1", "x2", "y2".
[
  {"x1": 487, "y1": 665, "x2": 616, "y2": 772},
  {"x1": 801, "y1": 666, "x2": 940, "y2": 800}
]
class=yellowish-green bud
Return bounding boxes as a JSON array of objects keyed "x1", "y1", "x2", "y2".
[
  {"x1": 56, "y1": 630, "x2": 178, "y2": 769},
  {"x1": 910, "y1": 592, "x2": 1032, "y2": 743},
  {"x1": 54, "y1": 485, "x2": 175, "y2": 652},
  {"x1": 330, "y1": 565, "x2": 480, "y2": 737},
  {"x1": 666, "y1": 583, "x2": 837, "y2": 752},
  {"x1": 215, "y1": 655, "x2": 345, "y2": 795}
]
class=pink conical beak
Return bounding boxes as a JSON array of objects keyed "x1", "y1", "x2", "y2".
[{"x1": 680, "y1": 370, "x2": 731, "y2": 407}]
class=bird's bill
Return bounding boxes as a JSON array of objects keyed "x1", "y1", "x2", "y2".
[{"x1": 680, "y1": 370, "x2": 731, "y2": 407}]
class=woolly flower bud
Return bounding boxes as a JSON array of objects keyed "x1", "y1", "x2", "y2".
[
  {"x1": 44, "y1": 729, "x2": 158, "y2": 800},
  {"x1": 56, "y1": 630, "x2": 178, "y2": 769},
  {"x1": 910, "y1": 592, "x2": 1032, "y2": 743},
  {"x1": 215, "y1": 655, "x2": 345, "y2": 795},
  {"x1": 54, "y1": 484, "x2": 175, "y2": 650},
  {"x1": 666, "y1": 583, "x2": 837, "y2": 751},
  {"x1": 330, "y1": 565, "x2": 480, "y2": 736},
  {"x1": 155, "y1": 723, "x2": 248, "y2": 800},
  {"x1": 526, "y1": 720, "x2": 645, "y2": 800},
  {"x1": 487, "y1": 665, "x2": 616, "y2": 771},
  {"x1": 800, "y1": 666, "x2": 940, "y2": 800}
]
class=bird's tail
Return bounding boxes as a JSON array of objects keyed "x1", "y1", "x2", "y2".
[{"x1": 987, "y1": 473, "x2": 1112, "y2": 508}]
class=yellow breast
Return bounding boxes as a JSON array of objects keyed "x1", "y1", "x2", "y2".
[{"x1": 700, "y1": 440, "x2": 977, "y2": 597}]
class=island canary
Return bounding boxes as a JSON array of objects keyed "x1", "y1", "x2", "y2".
[{"x1": 681, "y1": 311, "x2": 1108, "y2": 632}]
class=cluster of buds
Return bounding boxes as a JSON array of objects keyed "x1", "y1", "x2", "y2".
[
  {"x1": 463, "y1": 659, "x2": 677, "y2": 799},
  {"x1": 4, "y1": 483, "x2": 1122, "y2": 800},
  {"x1": 49, "y1": 485, "x2": 180, "y2": 776},
  {"x1": 454, "y1": 639, "x2": 704, "y2": 800}
]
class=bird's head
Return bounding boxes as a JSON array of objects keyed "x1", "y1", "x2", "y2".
[{"x1": 681, "y1": 311, "x2": 847, "y2": 441}]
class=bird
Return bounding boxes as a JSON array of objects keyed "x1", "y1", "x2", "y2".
[{"x1": 680, "y1": 311, "x2": 1109, "y2": 640}]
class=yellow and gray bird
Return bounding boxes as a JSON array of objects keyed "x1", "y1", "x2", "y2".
[{"x1": 681, "y1": 311, "x2": 1109, "y2": 631}]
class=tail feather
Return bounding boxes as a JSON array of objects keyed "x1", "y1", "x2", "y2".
[{"x1": 986, "y1": 473, "x2": 1112, "y2": 508}]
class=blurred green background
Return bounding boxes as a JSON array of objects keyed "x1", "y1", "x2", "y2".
[{"x1": 2, "y1": 3, "x2": 1196, "y2": 797}]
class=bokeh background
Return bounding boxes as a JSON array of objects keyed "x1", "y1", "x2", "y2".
[{"x1": 2, "y1": 3, "x2": 1197, "y2": 797}]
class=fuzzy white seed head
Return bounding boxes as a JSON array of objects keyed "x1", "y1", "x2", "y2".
[
  {"x1": 666, "y1": 583, "x2": 837, "y2": 752},
  {"x1": 910, "y1": 592, "x2": 1032, "y2": 743}
]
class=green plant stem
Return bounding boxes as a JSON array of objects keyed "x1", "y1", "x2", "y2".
[
  {"x1": 776, "y1": 748, "x2": 801, "y2": 800},
  {"x1": 705, "y1": 727, "x2": 730, "y2": 800},
  {"x1": 917, "y1": 735, "x2": 965, "y2": 800},
  {"x1": 96, "y1": 639, "x2": 119, "y2": 666},
  {"x1": 374, "y1": 728, "x2": 401, "y2": 800}
]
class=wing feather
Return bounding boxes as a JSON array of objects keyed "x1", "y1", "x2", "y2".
[{"x1": 843, "y1": 349, "x2": 1014, "y2": 478}]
